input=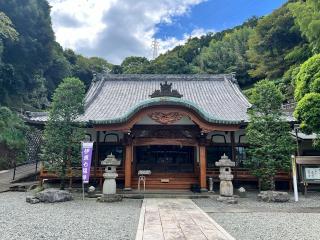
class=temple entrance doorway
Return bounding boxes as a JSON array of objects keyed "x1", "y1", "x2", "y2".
[{"x1": 135, "y1": 145, "x2": 196, "y2": 173}]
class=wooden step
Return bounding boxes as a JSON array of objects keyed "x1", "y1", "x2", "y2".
[
  {"x1": 132, "y1": 174, "x2": 197, "y2": 178},
  {"x1": 132, "y1": 180, "x2": 198, "y2": 185},
  {"x1": 131, "y1": 174, "x2": 199, "y2": 190}
]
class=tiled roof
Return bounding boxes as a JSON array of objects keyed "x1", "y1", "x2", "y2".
[
  {"x1": 78, "y1": 74, "x2": 251, "y2": 124},
  {"x1": 23, "y1": 111, "x2": 48, "y2": 124}
]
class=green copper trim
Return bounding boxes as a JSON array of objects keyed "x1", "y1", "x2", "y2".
[{"x1": 89, "y1": 97, "x2": 243, "y2": 125}]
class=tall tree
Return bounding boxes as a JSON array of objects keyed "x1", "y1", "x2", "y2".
[
  {"x1": 0, "y1": 0, "x2": 55, "y2": 108},
  {"x1": 245, "y1": 80, "x2": 294, "y2": 190},
  {"x1": 289, "y1": 0, "x2": 320, "y2": 53},
  {"x1": 70, "y1": 52, "x2": 112, "y2": 88},
  {"x1": 294, "y1": 54, "x2": 320, "y2": 148},
  {"x1": 294, "y1": 54, "x2": 320, "y2": 101},
  {"x1": 42, "y1": 77, "x2": 85, "y2": 189},
  {"x1": 44, "y1": 43, "x2": 72, "y2": 96},
  {"x1": 247, "y1": 5, "x2": 306, "y2": 79},
  {"x1": 0, "y1": 106, "x2": 27, "y2": 170},
  {"x1": 0, "y1": 11, "x2": 18, "y2": 59},
  {"x1": 0, "y1": 12, "x2": 18, "y2": 104},
  {"x1": 121, "y1": 56, "x2": 150, "y2": 74},
  {"x1": 197, "y1": 27, "x2": 254, "y2": 86},
  {"x1": 151, "y1": 53, "x2": 191, "y2": 74}
]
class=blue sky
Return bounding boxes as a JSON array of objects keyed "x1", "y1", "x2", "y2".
[
  {"x1": 49, "y1": 0, "x2": 288, "y2": 64},
  {"x1": 155, "y1": 0, "x2": 287, "y2": 39}
]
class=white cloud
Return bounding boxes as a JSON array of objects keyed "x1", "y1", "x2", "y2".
[
  {"x1": 48, "y1": 0, "x2": 209, "y2": 64},
  {"x1": 158, "y1": 28, "x2": 215, "y2": 55}
]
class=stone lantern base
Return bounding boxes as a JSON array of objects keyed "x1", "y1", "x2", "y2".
[
  {"x1": 217, "y1": 195, "x2": 238, "y2": 204},
  {"x1": 97, "y1": 194, "x2": 122, "y2": 203}
]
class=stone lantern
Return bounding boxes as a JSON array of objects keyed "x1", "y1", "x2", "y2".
[
  {"x1": 98, "y1": 153, "x2": 122, "y2": 202},
  {"x1": 215, "y1": 154, "x2": 237, "y2": 203}
]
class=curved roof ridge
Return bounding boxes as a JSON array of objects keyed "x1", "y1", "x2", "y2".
[
  {"x1": 89, "y1": 97, "x2": 243, "y2": 125},
  {"x1": 84, "y1": 78, "x2": 106, "y2": 110},
  {"x1": 77, "y1": 74, "x2": 251, "y2": 124},
  {"x1": 223, "y1": 75, "x2": 251, "y2": 107},
  {"x1": 93, "y1": 73, "x2": 234, "y2": 82}
]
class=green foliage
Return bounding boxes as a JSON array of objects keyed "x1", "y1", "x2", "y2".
[
  {"x1": 0, "y1": 0, "x2": 319, "y2": 111},
  {"x1": 0, "y1": 11, "x2": 18, "y2": 44},
  {"x1": 121, "y1": 56, "x2": 150, "y2": 74},
  {"x1": 0, "y1": 11, "x2": 18, "y2": 64},
  {"x1": 70, "y1": 52, "x2": 112, "y2": 87},
  {"x1": 279, "y1": 65, "x2": 301, "y2": 100},
  {"x1": 294, "y1": 54, "x2": 320, "y2": 101},
  {"x1": 42, "y1": 77, "x2": 85, "y2": 189},
  {"x1": 0, "y1": 0, "x2": 55, "y2": 109},
  {"x1": 111, "y1": 65, "x2": 123, "y2": 74},
  {"x1": 197, "y1": 27, "x2": 254, "y2": 85},
  {"x1": 293, "y1": 53, "x2": 320, "y2": 149},
  {"x1": 289, "y1": 0, "x2": 320, "y2": 53},
  {"x1": 245, "y1": 80, "x2": 294, "y2": 190},
  {"x1": 44, "y1": 43, "x2": 72, "y2": 95},
  {"x1": 294, "y1": 93, "x2": 320, "y2": 136},
  {"x1": 249, "y1": 80, "x2": 284, "y2": 114},
  {"x1": 0, "y1": 106, "x2": 27, "y2": 170},
  {"x1": 247, "y1": 5, "x2": 306, "y2": 80},
  {"x1": 151, "y1": 53, "x2": 191, "y2": 74}
]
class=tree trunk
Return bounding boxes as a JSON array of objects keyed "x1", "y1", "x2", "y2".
[
  {"x1": 270, "y1": 175, "x2": 275, "y2": 191},
  {"x1": 60, "y1": 146, "x2": 71, "y2": 190},
  {"x1": 60, "y1": 161, "x2": 67, "y2": 190}
]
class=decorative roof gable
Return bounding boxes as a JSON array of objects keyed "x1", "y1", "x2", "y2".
[{"x1": 149, "y1": 81, "x2": 183, "y2": 98}]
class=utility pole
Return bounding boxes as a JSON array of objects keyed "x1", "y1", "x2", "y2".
[{"x1": 151, "y1": 39, "x2": 159, "y2": 59}]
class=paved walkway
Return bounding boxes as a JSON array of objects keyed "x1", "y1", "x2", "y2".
[
  {"x1": 0, "y1": 163, "x2": 37, "y2": 192},
  {"x1": 136, "y1": 198, "x2": 235, "y2": 240}
]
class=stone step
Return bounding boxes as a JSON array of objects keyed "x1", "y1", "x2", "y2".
[{"x1": 122, "y1": 193, "x2": 211, "y2": 199}]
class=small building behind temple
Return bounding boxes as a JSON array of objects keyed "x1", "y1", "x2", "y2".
[{"x1": 24, "y1": 74, "x2": 319, "y2": 191}]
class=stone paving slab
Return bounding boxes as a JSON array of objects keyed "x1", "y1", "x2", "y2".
[
  {"x1": 0, "y1": 163, "x2": 37, "y2": 192},
  {"x1": 135, "y1": 198, "x2": 235, "y2": 240}
]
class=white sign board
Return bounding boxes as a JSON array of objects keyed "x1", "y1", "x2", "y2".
[
  {"x1": 138, "y1": 170, "x2": 152, "y2": 176},
  {"x1": 305, "y1": 167, "x2": 320, "y2": 180}
]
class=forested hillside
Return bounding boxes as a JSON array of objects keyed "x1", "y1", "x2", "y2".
[
  {"x1": 0, "y1": 0, "x2": 111, "y2": 111},
  {"x1": 118, "y1": 0, "x2": 319, "y2": 102},
  {"x1": 0, "y1": 0, "x2": 319, "y2": 110}
]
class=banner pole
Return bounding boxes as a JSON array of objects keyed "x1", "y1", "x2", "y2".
[
  {"x1": 82, "y1": 181, "x2": 85, "y2": 201},
  {"x1": 291, "y1": 155, "x2": 299, "y2": 202}
]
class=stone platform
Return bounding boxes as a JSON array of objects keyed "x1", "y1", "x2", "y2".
[
  {"x1": 120, "y1": 189, "x2": 214, "y2": 199},
  {"x1": 135, "y1": 198, "x2": 235, "y2": 240}
]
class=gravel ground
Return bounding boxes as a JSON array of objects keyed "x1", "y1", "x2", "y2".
[
  {"x1": 0, "y1": 192, "x2": 141, "y2": 240},
  {"x1": 194, "y1": 192, "x2": 320, "y2": 240}
]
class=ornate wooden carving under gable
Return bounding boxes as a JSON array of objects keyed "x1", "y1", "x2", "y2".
[
  {"x1": 148, "y1": 112, "x2": 184, "y2": 125},
  {"x1": 149, "y1": 81, "x2": 183, "y2": 98}
]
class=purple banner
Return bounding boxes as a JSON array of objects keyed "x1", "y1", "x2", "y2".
[{"x1": 81, "y1": 142, "x2": 93, "y2": 184}]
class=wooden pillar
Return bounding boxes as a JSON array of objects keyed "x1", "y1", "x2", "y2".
[
  {"x1": 199, "y1": 145, "x2": 207, "y2": 192},
  {"x1": 231, "y1": 131, "x2": 236, "y2": 163},
  {"x1": 94, "y1": 131, "x2": 100, "y2": 178},
  {"x1": 230, "y1": 131, "x2": 237, "y2": 181},
  {"x1": 124, "y1": 134, "x2": 133, "y2": 190}
]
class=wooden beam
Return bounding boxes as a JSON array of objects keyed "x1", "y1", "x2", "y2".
[
  {"x1": 133, "y1": 138, "x2": 197, "y2": 146},
  {"x1": 124, "y1": 142, "x2": 133, "y2": 190},
  {"x1": 199, "y1": 145, "x2": 207, "y2": 191}
]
